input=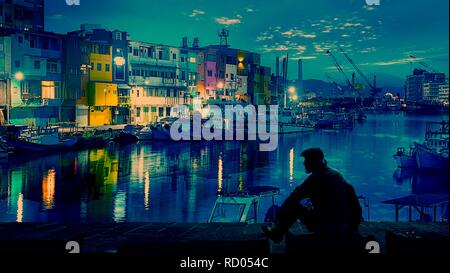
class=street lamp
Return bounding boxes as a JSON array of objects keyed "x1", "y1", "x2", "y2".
[
  {"x1": 14, "y1": 71, "x2": 25, "y2": 81},
  {"x1": 288, "y1": 86, "x2": 296, "y2": 94},
  {"x1": 113, "y1": 56, "x2": 125, "y2": 66}
]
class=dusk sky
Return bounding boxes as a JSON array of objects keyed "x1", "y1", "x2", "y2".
[{"x1": 45, "y1": 0, "x2": 449, "y2": 86}]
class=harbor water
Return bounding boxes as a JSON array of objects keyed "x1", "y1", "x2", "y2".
[{"x1": 0, "y1": 112, "x2": 448, "y2": 223}]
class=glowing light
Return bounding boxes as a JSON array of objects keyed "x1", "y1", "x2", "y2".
[
  {"x1": 144, "y1": 172, "x2": 150, "y2": 210},
  {"x1": 14, "y1": 72, "x2": 24, "y2": 81},
  {"x1": 288, "y1": 86, "x2": 296, "y2": 94},
  {"x1": 113, "y1": 191, "x2": 127, "y2": 222},
  {"x1": 144, "y1": 79, "x2": 151, "y2": 85},
  {"x1": 16, "y1": 193, "x2": 23, "y2": 223},
  {"x1": 42, "y1": 169, "x2": 56, "y2": 210},
  {"x1": 218, "y1": 155, "x2": 223, "y2": 193},
  {"x1": 216, "y1": 81, "x2": 224, "y2": 89},
  {"x1": 114, "y1": 56, "x2": 126, "y2": 66},
  {"x1": 289, "y1": 148, "x2": 294, "y2": 183}
]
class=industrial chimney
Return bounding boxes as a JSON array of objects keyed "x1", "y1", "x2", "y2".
[
  {"x1": 276, "y1": 57, "x2": 280, "y2": 77},
  {"x1": 298, "y1": 59, "x2": 303, "y2": 92},
  {"x1": 182, "y1": 37, "x2": 188, "y2": 48},
  {"x1": 193, "y1": 37, "x2": 199, "y2": 48}
]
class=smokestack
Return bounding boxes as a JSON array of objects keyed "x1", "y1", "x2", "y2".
[
  {"x1": 276, "y1": 57, "x2": 280, "y2": 77},
  {"x1": 182, "y1": 37, "x2": 188, "y2": 48},
  {"x1": 193, "y1": 37, "x2": 199, "y2": 48},
  {"x1": 298, "y1": 59, "x2": 303, "y2": 92}
]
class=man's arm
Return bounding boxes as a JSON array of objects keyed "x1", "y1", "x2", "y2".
[{"x1": 283, "y1": 176, "x2": 313, "y2": 207}]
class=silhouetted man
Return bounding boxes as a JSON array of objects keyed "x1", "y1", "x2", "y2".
[{"x1": 262, "y1": 148, "x2": 362, "y2": 243}]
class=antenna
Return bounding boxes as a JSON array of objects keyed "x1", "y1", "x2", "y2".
[{"x1": 218, "y1": 28, "x2": 230, "y2": 46}]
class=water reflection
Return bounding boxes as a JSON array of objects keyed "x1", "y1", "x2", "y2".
[{"x1": 0, "y1": 113, "x2": 447, "y2": 223}]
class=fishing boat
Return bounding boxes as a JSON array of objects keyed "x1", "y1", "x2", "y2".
[
  {"x1": 414, "y1": 121, "x2": 449, "y2": 170},
  {"x1": 315, "y1": 112, "x2": 354, "y2": 129},
  {"x1": 135, "y1": 125, "x2": 153, "y2": 141},
  {"x1": 393, "y1": 146, "x2": 417, "y2": 168},
  {"x1": 278, "y1": 108, "x2": 315, "y2": 134},
  {"x1": 6, "y1": 126, "x2": 78, "y2": 154},
  {"x1": 415, "y1": 139, "x2": 448, "y2": 170},
  {"x1": 208, "y1": 186, "x2": 280, "y2": 224},
  {"x1": 151, "y1": 117, "x2": 178, "y2": 140},
  {"x1": 73, "y1": 129, "x2": 115, "y2": 149}
]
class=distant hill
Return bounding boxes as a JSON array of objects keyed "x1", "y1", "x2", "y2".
[
  {"x1": 367, "y1": 73, "x2": 405, "y2": 88},
  {"x1": 296, "y1": 73, "x2": 406, "y2": 97}
]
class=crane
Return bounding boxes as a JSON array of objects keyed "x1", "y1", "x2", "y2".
[
  {"x1": 326, "y1": 74, "x2": 344, "y2": 96},
  {"x1": 326, "y1": 50, "x2": 354, "y2": 90},
  {"x1": 339, "y1": 47, "x2": 381, "y2": 98}
]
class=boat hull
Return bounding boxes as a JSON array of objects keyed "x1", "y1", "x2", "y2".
[
  {"x1": 415, "y1": 142, "x2": 449, "y2": 170},
  {"x1": 7, "y1": 137, "x2": 78, "y2": 154},
  {"x1": 393, "y1": 154, "x2": 417, "y2": 168}
]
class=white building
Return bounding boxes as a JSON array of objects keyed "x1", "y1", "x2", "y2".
[
  {"x1": 423, "y1": 82, "x2": 442, "y2": 103},
  {"x1": 128, "y1": 41, "x2": 191, "y2": 124}
]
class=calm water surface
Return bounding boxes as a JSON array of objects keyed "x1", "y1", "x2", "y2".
[{"x1": 0, "y1": 112, "x2": 448, "y2": 223}]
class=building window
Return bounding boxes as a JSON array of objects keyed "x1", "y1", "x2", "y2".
[
  {"x1": 114, "y1": 32, "x2": 122, "y2": 40},
  {"x1": 158, "y1": 51, "x2": 163, "y2": 60},
  {"x1": 207, "y1": 70, "x2": 213, "y2": 77},
  {"x1": 91, "y1": 63, "x2": 95, "y2": 70},
  {"x1": 15, "y1": 60, "x2": 21, "y2": 68},
  {"x1": 18, "y1": 36, "x2": 23, "y2": 44},
  {"x1": 189, "y1": 57, "x2": 196, "y2": 63},
  {"x1": 136, "y1": 107, "x2": 141, "y2": 117},
  {"x1": 47, "y1": 61, "x2": 58, "y2": 73},
  {"x1": 34, "y1": 60, "x2": 41, "y2": 69},
  {"x1": 159, "y1": 107, "x2": 164, "y2": 117},
  {"x1": 173, "y1": 53, "x2": 177, "y2": 60},
  {"x1": 166, "y1": 107, "x2": 171, "y2": 116},
  {"x1": 42, "y1": 81, "x2": 55, "y2": 99},
  {"x1": 181, "y1": 57, "x2": 185, "y2": 62},
  {"x1": 97, "y1": 63, "x2": 102, "y2": 71},
  {"x1": 105, "y1": 64, "x2": 110, "y2": 72},
  {"x1": 133, "y1": 48, "x2": 139, "y2": 56}
]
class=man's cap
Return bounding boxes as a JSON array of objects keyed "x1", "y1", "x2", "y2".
[{"x1": 301, "y1": 148, "x2": 325, "y2": 162}]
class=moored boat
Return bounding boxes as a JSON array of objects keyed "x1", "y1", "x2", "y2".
[
  {"x1": 393, "y1": 146, "x2": 417, "y2": 168},
  {"x1": 6, "y1": 126, "x2": 78, "y2": 154},
  {"x1": 415, "y1": 140, "x2": 448, "y2": 170}
]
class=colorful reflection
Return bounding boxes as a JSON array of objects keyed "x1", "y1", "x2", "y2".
[
  {"x1": 42, "y1": 169, "x2": 56, "y2": 210},
  {"x1": 0, "y1": 113, "x2": 447, "y2": 223}
]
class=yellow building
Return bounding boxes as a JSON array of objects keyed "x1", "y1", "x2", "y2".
[{"x1": 75, "y1": 46, "x2": 119, "y2": 126}]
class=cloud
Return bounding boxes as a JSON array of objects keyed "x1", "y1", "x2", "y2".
[
  {"x1": 343, "y1": 22, "x2": 362, "y2": 27},
  {"x1": 256, "y1": 33, "x2": 274, "y2": 42},
  {"x1": 188, "y1": 9, "x2": 205, "y2": 17},
  {"x1": 281, "y1": 28, "x2": 317, "y2": 39},
  {"x1": 374, "y1": 57, "x2": 425, "y2": 66},
  {"x1": 290, "y1": 56, "x2": 318, "y2": 60},
  {"x1": 215, "y1": 17, "x2": 241, "y2": 25}
]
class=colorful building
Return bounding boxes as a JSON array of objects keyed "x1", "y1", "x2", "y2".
[
  {"x1": 0, "y1": 30, "x2": 64, "y2": 126},
  {"x1": 64, "y1": 25, "x2": 126, "y2": 126}
]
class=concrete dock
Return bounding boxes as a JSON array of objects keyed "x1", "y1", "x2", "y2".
[{"x1": 0, "y1": 222, "x2": 448, "y2": 255}]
